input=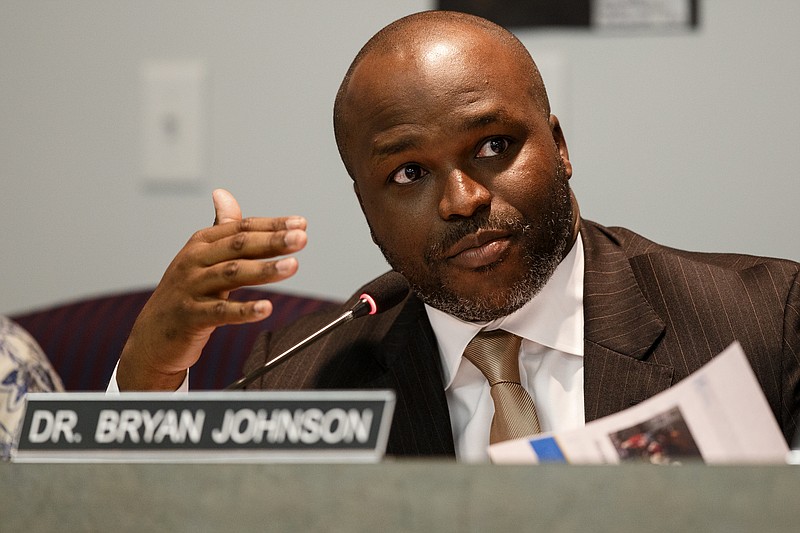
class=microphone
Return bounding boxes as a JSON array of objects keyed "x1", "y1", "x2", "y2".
[{"x1": 224, "y1": 272, "x2": 410, "y2": 390}]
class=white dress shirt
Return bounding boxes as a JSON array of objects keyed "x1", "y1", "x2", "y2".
[{"x1": 426, "y1": 237, "x2": 585, "y2": 462}]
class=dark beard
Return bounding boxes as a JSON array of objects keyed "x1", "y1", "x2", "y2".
[{"x1": 374, "y1": 162, "x2": 574, "y2": 322}]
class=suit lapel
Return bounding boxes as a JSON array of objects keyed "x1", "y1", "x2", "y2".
[
  {"x1": 255, "y1": 289, "x2": 454, "y2": 456},
  {"x1": 365, "y1": 295, "x2": 455, "y2": 456},
  {"x1": 581, "y1": 221, "x2": 674, "y2": 421}
]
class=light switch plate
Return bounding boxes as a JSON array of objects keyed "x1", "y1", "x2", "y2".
[{"x1": 141, "y1": 60, "x2": 207, "y2": 184}]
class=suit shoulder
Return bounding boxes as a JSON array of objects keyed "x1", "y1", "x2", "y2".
[{"x1": 582, "y1": 219, "x2": 800, "y2": 276}]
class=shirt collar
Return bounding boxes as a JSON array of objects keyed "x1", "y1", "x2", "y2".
[{"x1": 425, "y1": 235, "x2": 585, "y2": 389}]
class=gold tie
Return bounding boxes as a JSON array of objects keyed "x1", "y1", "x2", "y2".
[{"x1": 463, "y1": 330, "x2": 541, "y2": 444}]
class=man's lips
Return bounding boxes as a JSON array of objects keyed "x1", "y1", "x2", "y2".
[{"x1": 444, "y1": 229, "x2": 513, "y2": 269}]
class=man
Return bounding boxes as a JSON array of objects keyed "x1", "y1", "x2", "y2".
[{"x1": 114, "y1": 11, "x2": 800, "y2": 460}]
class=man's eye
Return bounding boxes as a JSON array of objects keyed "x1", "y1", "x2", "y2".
[
  {"x1": 390, "y1": 164, "x2": 428, "y2": 184},
  {"x1": 476, "y1": 137, "x2": 510, "y2": 158}
]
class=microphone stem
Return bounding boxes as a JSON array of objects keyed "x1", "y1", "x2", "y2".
[{"x1": 224, "y1": 309, "x2": 356, "y2": 390}]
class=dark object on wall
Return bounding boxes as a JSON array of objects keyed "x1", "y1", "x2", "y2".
[
  {"x1": 438, "y1": 0, "x2": 699, "y2": 30},
  {"x1": 439, "y1": 0, "x2": 590, "y2": 27}
]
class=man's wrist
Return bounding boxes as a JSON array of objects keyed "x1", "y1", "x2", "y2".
[{"x1": 117, "y1": 351, "x2": 187, "y2": 392}]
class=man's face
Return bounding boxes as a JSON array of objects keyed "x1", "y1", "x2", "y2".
[{"x1": 341, "y1": 32, "x2": 577, "y2": 322}]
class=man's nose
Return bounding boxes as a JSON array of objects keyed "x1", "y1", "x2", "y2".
[{"x1": 438, "y1": 169, "x2": 492, "y2": 220}]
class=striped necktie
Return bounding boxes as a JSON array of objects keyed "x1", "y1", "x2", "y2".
[{"x1": 463, "y1": 329, "x2": 541, "y2": 444}]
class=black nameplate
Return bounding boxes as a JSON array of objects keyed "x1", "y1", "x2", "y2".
[{"x1": 13, "y1": 391, "x2": 395, "y2": 463}]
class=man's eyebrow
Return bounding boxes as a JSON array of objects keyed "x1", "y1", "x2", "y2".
[
  {"x1": 458, "y1": 111, "x2": 512, "y2": 132},
  {"x1": 372, "y1": 137, "x2": 420, "y2": 159}
]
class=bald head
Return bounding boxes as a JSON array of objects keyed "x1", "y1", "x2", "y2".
[{"x1": 333, "y1": 11, "x2": 551, "y2": 178}]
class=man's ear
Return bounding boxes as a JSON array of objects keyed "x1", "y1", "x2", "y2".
[
  {"x1": 549, "y1": 114, "x2": 573, "y2": 180},
  {"x1": 353, "y1": 181, "x2": 379, "y2": 245},
  {"x1": 353, "y1": 181, "x2": 366, "y2": 214}
]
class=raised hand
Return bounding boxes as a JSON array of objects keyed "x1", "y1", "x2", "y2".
[{"x1": 117, "y1": 189, "x2": 307, "y2": 391}]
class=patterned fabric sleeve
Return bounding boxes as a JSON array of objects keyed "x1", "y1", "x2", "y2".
[{"x1": 0, "y1": 315, "x2": 64, "y2": 460}]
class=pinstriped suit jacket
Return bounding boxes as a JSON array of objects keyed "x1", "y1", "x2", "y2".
[{"x1": 244, "y1": 219, "x2": 800, "y2": 456}]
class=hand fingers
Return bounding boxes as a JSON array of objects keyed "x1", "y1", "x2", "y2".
[
  {"x1": 197, "y1": 226, "x2": 307, "y2": 267},
  {"x1": 193, "y1": 256, "x2": 300, "y2": 295},
  {"x1": 205, "y1": 298, "x2": 275, "y2": 327},
  {"x1": 178, "y1": 298, "x2": 276, "y2": 330},
  {"x1": 164, "y1": 217, "x2": 306, "y2": 306},
  {"x1": 213, "y1": 188, "x2": 243, "y2": 225},
  {"x1": 200, "y1": 215, "x2": 307, "y2": 243}
]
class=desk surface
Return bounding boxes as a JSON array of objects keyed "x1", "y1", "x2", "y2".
[{"x1": 2, "y1": 462, "x2": 798, "y2": 532}]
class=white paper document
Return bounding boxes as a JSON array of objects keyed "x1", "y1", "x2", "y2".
[{"x1": 489, "y1": 342, "x2": 789, "y2": 464}]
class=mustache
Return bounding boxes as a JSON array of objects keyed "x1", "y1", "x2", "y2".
[{"x1": 424, "y1": 211, "x2": 529, "y2": 265}]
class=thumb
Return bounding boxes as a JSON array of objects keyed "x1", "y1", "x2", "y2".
[{"x1": 212, "y1": 188, "x2": 243, "y2": 225}]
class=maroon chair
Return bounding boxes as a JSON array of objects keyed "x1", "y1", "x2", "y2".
[{"x1": 11, "y1": 288, "x2": 339, "y2": 391}]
